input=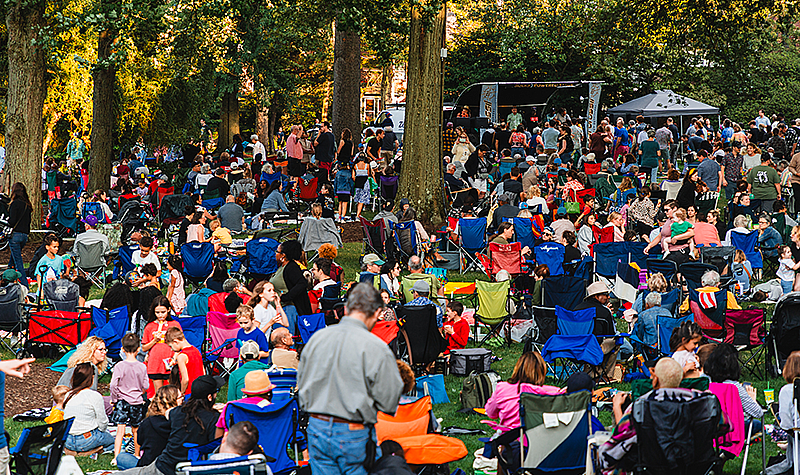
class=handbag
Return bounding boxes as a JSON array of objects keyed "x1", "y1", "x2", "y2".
[{"x1": 565, "y1": 201, "x2": 580, "y2": 214}]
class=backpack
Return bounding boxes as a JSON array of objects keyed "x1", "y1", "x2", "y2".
[{"x1": 459, "y1": 371, "x2": 500, "y2": 410}]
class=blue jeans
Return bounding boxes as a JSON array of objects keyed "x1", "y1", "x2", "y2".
[
  {"x1": 307, "y1": 417, "x2": 379, "y2": 475},
  {"x1": 116, "y1": 452, "x2": 140, "y2": 470},
  {"x1": 744, "y1": 417, "x2": 763, "y2": 435},
  {"x1": 284, "y1": 304, "x2": 299, "y2": 334},
  {"x1": 782, "y1": 280, "x2": 794, "y2": 295},
  {"x1": 8, "y1": 233, "x2": 27, "y2": 288},
  {"x1": 65, "y1": 428, "x2": 115, "y2": 453}
]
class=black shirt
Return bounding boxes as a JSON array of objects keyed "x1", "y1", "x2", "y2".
[
  {"x1": 177, "y1": 218, "x2": 191, "y2": 247},
  {"x1": 503, "y1": 179, "x2": 523, "y2": 196},
  {"x1": 574, "y1": 298, "x2": 614, "y2": 336},
  {"x1": 563, "y1": 245, "x2": 581, "y2": 264},
  {"x1": 668, "y1": 124, "x2": 680, "y2": 142},
  {"x1": 339, "y1": 140, "x2": 354, "y2": 165},
  {"x1": 444, "y1": 173, "x2": 467, "y2": 192},
  {"x1": 156, "y1": 406, "x2": 220, "y2": 475},
  {"x1": 367, "y1": 137, "x2": 382, "y2": 159},
  {"x1": 315, "y1": 132, "x2": 336, "y2": 162},
  {"x1": 8, "y1": 200, "x2": 31, "y2": 234},
  {"x1": 382, "y1": 132, "x2": 398, "y2": 151},
  {"x1": 495, "y1": 130, "x2": 512, "y2": 151},
  {"x1": 206, "y1": 176, "x2": 230, "y2": 198},
  {"x1": 137, "y1": 415, "x2": 171, "y2": 467},
  {"x1": 493, "y1": 204, "x2": 519, "y2": 230}
]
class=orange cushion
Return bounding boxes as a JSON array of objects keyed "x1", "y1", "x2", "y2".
[
  {"x1": 394, "y1": 434, "x2": 468, "y2": 465},
  {"x1": 376, "y1": 396, "x2": 431, "y2": 442}
]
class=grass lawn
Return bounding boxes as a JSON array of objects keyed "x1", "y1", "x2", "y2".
[{"x1": 3, "y1": 239, "x2": 788, "y2": 474}]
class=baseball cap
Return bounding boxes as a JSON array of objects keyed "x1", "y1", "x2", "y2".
[
  {"x1": 411, "y1": 279, "x2": 430, "y2": 293},
  {"x1": 2, "y1": 269, "x2": 22, "y2": 282},
  {"x1": 240, "y1": 340, "x2": 260, "y2": 359},
  {"x1": 363, "y1": 253, "x2": 385, "y2": 266},
  {"x1": 554, "y1": 158, "x2": 562, "y2": 165},
  {"x1": 230, "y1": 162, "x2": 239, "y2": 170},
  {"x1": 81, "y1": 215, "x2": 99, "y2": 227},
  {"x1": 190, "y1": 375, "x2": 224, "y2": 399}
]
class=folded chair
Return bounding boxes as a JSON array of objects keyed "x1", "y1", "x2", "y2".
[
  {"x1": 397, "y1": 304, "x2": 448, "y2": 373},
  {"x1": 176, "y1": 455, "x2": 270, "y2": 475},
  {"x1": 10, "y1": 417, "x2": 74, "y2": 475},
  {"x1": 724, "y1": 308, "x2": 767, "y2": 379},
  {"x1": 493, "y1": 391, "x2": 592, "y2": 475},
  {"x1": 533, "y1": 242, "x2": 565, "y2": 275},
  {"x1": 687, "y1": 287, "x2": 728, "y2": 339},
  {"x1": 181, "y1": 242, "x2": 215, "y2": 290},
  {"x1": 223, "y1": 398, "x2": 305, "y2": 474},
  {"x1": 74, "y1": 240, "x2": 109, "y2": 289},
  {"x1": 456, "y1": 217, "x2": 488, "y2": 272},
  {"x1": 474, "y1": 280, "x2": 513, "y2": 347},
  {"x1": 541, "y1": 306, "x2": 604, "y2": 383}
]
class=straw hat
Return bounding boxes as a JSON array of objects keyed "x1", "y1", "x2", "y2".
[
  {"x1": 586, "y1": 281, "x2": 610, "y2": 298},
  {"x1": 241, "y1": 371, "x2": 276, "y2": 395}
]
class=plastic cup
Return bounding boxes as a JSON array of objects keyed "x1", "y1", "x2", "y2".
[{"x1": 765, "y1": 388, "x2": 774, "y2": 404}]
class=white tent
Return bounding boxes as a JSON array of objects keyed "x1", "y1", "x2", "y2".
[{"x1": 607, "y1": 90, "x2": 719, "y2": 118}]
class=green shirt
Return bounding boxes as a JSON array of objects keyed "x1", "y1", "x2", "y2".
[
  {"x1": 227, "y1": 360, "x2": 270, "y2": 401},
  {"x1": 671, "y1": 220, "x2": 692, "y2": 238},
  {"x1": 639, "y1": 140, "x2": 661, "y2": 168},
  {"x1": 746, "y1": 164, "x2": 779, "y2": 200}
]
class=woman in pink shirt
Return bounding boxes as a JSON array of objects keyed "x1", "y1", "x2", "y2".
[{"x1": 485, "y1": 352, "x2": 563, "y2": 432}]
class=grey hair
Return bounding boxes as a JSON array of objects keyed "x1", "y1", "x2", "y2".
[
  {"x1": 644, "y1": 292, "x2": 661, "y2": 308},
  {"x1": 223, "y1": 278, "x2": 240, "y2": 292},
  {"x1": 201, "y1": 164, "x2": 211, "y2": 173},
  {"x1": 250, "y1": 134, "x2": 259, "y2": 142},
  {"x1": 408, "y1": 256, "x2": 423, "y2": 272},
  {"x1": 345, "y1": 283, "x2": 385, "y2": 317},
  {"x1": 701, "y1": 270, "x2": 721, "y2": 287},
  {"x1": 733, "y1": 214, "x2": 749, "y2": 229}
]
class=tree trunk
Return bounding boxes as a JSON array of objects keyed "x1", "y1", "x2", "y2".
[
  {"x1": 89, "y1": 28, "x2": 117, "y2": 192},
  {"x1": 267, "y1": 100, "x2": 277, "y2": 154},
  {"x1": 331, "y1": 21, "x2": 361, "y2": 142},
  {"x1": 380, "y1": 62, "x2": 393, "y2": 110},
  {"x1": 6, "y1": 0, "x2": 47, "y2": 227},
  {"x1": 255, "y1": 90, "x2": 269, "y2": 150},
  {"x1": 219, "y1": 89, "x2": 240, "y2": 154},
  {"x1": 400, "y1": 0, "x2": 446, "y2": 224}
]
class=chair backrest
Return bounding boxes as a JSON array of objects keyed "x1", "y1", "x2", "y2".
[
  {"x1": 699, "y1": 246, "x2": 736, "y2": 275},
  {"x1": 224, "y1": 399, "x2": 300, "y2": 473},
  {"x1": 656, "y1": 313, "x2": 693, "y2": 355},
  {"x1": 82, "y1": 201, "x2": 108, "y2": 223},
  {"x1": 519, "y1": 391, "x2": 591, "y2": 472},
  {"x1": 730, "y1": 230, "x2": 763, "y2": 268},
  {"x1": 157, "y1": 186, "x2": 175, "y2": 207},
  {"x1": 533, "y1": 242, "x2": 565, "y2": 275},
  {"x1": 267, "y1": 368, "x2": 298, "y2": 401},
  {"x1": 646, "y1": 259, "x2": 678, "y2": 283},
  {"x1": 598, "y1": 226, "x2": 615, "y2": 243},
  {"x1": 723, "y1": 308, "x2": 765, "y2": 346},
  {"x1": 575, "y1": 188, "x2": 596, "y2": 208},
  {"x1": 392, "y1": 220, "x2": 418, "y2": 257},
  {"x1": 688, "y1": 288, "x2": 728, "y2": 337},
  {"x1": 555, "y1": 306, "x2": 595, "y2": 336},
  {"x1": 246, "y1": 237, "x2": 279, "y2": 276},
  {"x1": 10, "y1": 417, "x2": 74, "y2": 475},
  {"x1": 640, "y1": 288, "x2": 680, "y2": 316},
  {"x1": 117, "y1": 244, "x2": 139, "y2": 275},
  {"x1": 208, "y1": 292, "x2": 250, "y2": 314},
  {"x1": 458, "y1": 217, "x2": 487, "y2": 251},
  {"x1": 489, "y1": 242, "x2": 523, "y2": 276},
  {"x1": 50, "y1": 197, "x2": 78, "y2": 232},
  {"x1": 376, "y1": 396, "x2": 432, "y2": 443},
  {"x1": 296, "y1": 177, "x2": 318, "y2": 201},
  {"x1": 379, "y1": 175, "x2": 399, "y2": 200},
  {"x1": 176, "y1": 315, "x2": 207, "y2": 350},
  {"x1": 584, "y1": 162, "x2": 602, "y2": 174},
  {"x1": 43, "y1": 279, "x2": 80, "y2": 312},
  {"x1": 679, "y1": 262, "x2": 718, "y2": 292},
  {"x1": 631, "y1": 389, "x2": 723, "y2": 472},
  {"x1": 160, "y1": 193, "x2": 193, "y2": 222},
  {"x1": 563, "y1": 255, "x2": 593, "y2": 282},
  {"x1": 297, "y1": 312, "x2": 325, "y2": 343},
  {"x1": 176, "y1": 455, "x2": 269, "y2": 475},
  {"x1": 89, "y1": 306, "x2": 130, "y2": 358},
  {"x1": 542, "y1": 275, "x2": 585, "y2": 311},
  {"x1": 75, "y1": 240, "x2": 107, "y2": 269},
  {"x1": 593, "y1": 242, "x2": 649, "y2": 278},
  {"x1": 0, "y1": 283, "x2": 23, "y2": 326},
  {"x1": 181, "y1": 242, "x2": 214, "y2": 280},
  {"x1": 475, "y1": 280, "x2": 510, "y2": 323},
  {"x1": 503, "y1": 217, "x2": 535, "y2": 251},
  {"x1": 206, "y1": 311, "x2": 240, "y2": 359},
  {"x1": 360, "y1": 217, "x2": 386, "y2": 256},
  {"x1": 398, "y1": 305, "x2": 448, "y2": 366},
  {"x1": 400, "y1": 275, "x2": 436, "y2": 303}
]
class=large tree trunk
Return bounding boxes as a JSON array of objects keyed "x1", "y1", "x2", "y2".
[
  {"x1": 400, "y1": 0, "x2": 446, "y2": 224},
  {"x1": 89, "y1": 28, "x2": 117, "y2": 192},
  {"x1": 255, "y1": 90, "x2": 269, "y2": 150},
  {"x1": 219, "y1": 89, "x2": 240, "y2": 154},
  {"x1": 6, "y1": 0, "x2": 47, "y2": 227},
  {"x1": 267, "y1": 99, "x2": 277, "y2": 154},
  {"x1": 380, "y1": 62, "x2": 393, "y2": 110},
  {"x1": 331, "y1": 21, "x2": 361, "y2": 141}
]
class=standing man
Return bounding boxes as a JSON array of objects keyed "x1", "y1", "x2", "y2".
[
  {"x1": 494, "y1": 122, "x2": 512, "y2": 155},
  {"x1": 666, "y1": 117, "x2": 680, "y2": 167},
  {"x1": 507, "y1": 107, "x2": 523, "y2": 131},
  {"x1": 366, "y1": 129, "x2": 384, "y2": 165},
  {"x1": 380, "y1": 126, "x2": 399, "y2": 169},
  {"x1": 251, "y1": 134, "x2": 266, "y2": 163},
  {"x1": 298, "y1": 283, "x2": 403, "y2": 475},
  {"x1": 655, "y1": 122, "x2": 673, "y2": 171},
  {"x1": 314, "y1": 122, "x2": 336, "y2": 182},
  {"x1": 612, "y1": 118, "x2": 630, "y2": 161},
  {"x1": 755, "y1": 109, "x2": 771, "y2": 130},
  {"x1": 747, "y1": 154, "x2": 780, "y2": 214},
  {"x1": 541, "y1": 120, "x2": 559, "y2": 156},
  {"x1": 721, "y1": 143, "x2": 744, "y2": 200},
  {"x1": 695, "y1": 150, "x2": 722, "y2": 193}
]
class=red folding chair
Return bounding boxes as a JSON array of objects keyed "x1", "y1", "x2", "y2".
[
  {"x1": 724, "y1": 308, "x2": 766, "y2": 378},
  {"x1": 488, "y1": 242, "x2": 524, "y2": 277},
  {"x1": 599, "y1": 226, "x2": 615, "y2": 243},
  {"x1": 584, "y1": 163, "x2": 602, "y2": 175},
  {"x1": 575, "y1": 188, "x2": 596, "y2": 208},
  {"x1": 157, "y1": 186, "x2": 174, "y2": 207}
]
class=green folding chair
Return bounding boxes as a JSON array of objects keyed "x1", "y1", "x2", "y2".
[{"x1": 474, "y1": 280, "x2": 512, "y2": 347}]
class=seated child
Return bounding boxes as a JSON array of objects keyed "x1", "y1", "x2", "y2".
[
  {"x1": 443, "y1": 301, "x2": 469, "y2": 354},
  {"x1": 731, "y1": 249, "x2": 753, "y2": 294},
  {"x1": 209, "y1": 219, "x2": 232, "y2": 252},
  {"x1": 235, "y1": 305, "x2": 269, "y2": 364},
  {"x1": 670, "y1": 321, "x2": 703, "y2": 378},
  {"x1": 139, "y1": 263, "x2": 161, "y2": 290},
  {"x1": 44, "y1": 385, "x2": 69, "y2": 424}
]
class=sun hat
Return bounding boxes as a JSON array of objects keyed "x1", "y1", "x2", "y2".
[
  {"x1": 241, "y1": 370, "x2": 276, "y2": 395},
  {"x1": 586, "y1": 281, "x2": 610, "y2": 298}
]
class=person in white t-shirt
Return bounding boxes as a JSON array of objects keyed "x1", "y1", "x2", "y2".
[{"x1": 248, "y1": 281, "x2": 288, "y2": 340}]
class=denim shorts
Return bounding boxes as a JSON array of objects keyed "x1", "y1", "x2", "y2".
[{"x1": 66, "y1": 428, "x2": 114, "y2": 453}]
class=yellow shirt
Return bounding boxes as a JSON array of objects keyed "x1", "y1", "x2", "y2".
[
  {"x1": 44, "y1": 407, "x2": 63, "y2": 424},
  {"x1": 212, "y1": 227, "x2": 233, "y2": 245},
  {"x1": 679, "y1": 286, "x2": 741, "y2": 314}
]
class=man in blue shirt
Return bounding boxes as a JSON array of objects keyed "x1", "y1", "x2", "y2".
[
  {"x1": 541, "y1": 120, "x2": 559, "y2": 155},
  {"x1": 613, "y1": 118, "x2": 630, "y2": 161},
  {"x1": 406, "y1": 280, "x2": 443, "y2": 327}
]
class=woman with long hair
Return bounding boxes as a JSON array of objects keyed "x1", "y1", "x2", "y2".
[
  {"x1": 115, "y1": 385, "x2": 182, "y2": 470},
  {"x1": 337, "y1": 128, "x2": 354, "y2": 168},
  {"x1": 676, "y1": 168, "x2": 700, "y2": 210},
  {"x1": 57, "y1": 336, "x2": 108, "y2": 389},
  {"x1": 7, "y1": 182, "x2": 32, "y2": 288},
  {"x1": 270, "y1": 240, "x2": 312, "y2": 334},
  {"x1": 64, "y1": 363, "x2": 115, "y2": 453},
  {"x1": 260, "y1": 180, "x2": 289, "y2": 213}
]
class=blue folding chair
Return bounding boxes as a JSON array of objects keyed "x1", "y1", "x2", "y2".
[
  {"x1": 679, "y1": 262, "x2": 720, "y2": 292},
  {"x1": 82, "y1": 201, "x2": 109, "y2": 224},
  {"x1": 542, "y1": 275, "x2": 586, "y2": 311},
  {"x1": 656, "y1": 314, "x2": 694, "y2": 355},
  {"x1": 175, "y1": 315, "x2": 206, "y2": 349},
  {"x1": 563, "y1": 255, "x2": 593, "y2": 282},
  {"x1": 10, "y1": 417, "x2": 74, "y2": 475},
  {"x1": 181, "y1": 242, "x2": 215, "y2": 289},
  {"x1": 503, "y1": 217, "x2": 536, "y2": 251},
  {"x1": 224, "y1": 398, "x2": 305, "y2": 474},
  {"x1": 177, "y1": 455, "x2": 270, "y2": 475},
  {"x1": 638, "y1": 288, "x2": 681, "y2": 315},
  {"x1": 268, "y1": 368, "x2": 298, "y2": 401},
  {"x1": 593, "y1": 242, "x2": 649, "y2": 279},
  {"x1": 392, "y1": 220, "x2": 419, "y2": 261},
  {"x1": 47, "y1": 196, "x2": 79, "y2": 237},
  {"x1": 541, "y1": 306, "x2": 604, "y2": 382},
  {"x1": 297, "y1": 312, "x2": 325, "y2": 344},
  {"x1": 730, "y1": 230, "x2": 763, "y2": 270},
  {"x1": 89, "y1": 306, "x2": 130, "y2": 360},
  {"x1": 457, "y1": 217, "x2": 487, "y2": 273},
  {"x1": 246, "y1": 237, "x2": 279, "y2": 278},
  {"x1": 112, "y1": 244, "x2": 139, "y2": 281},
  {"x1": 646, "y1": 258, "x2": 678, "y2": 284},
  {"x1": 534, "y1": 242, "x2": 565, "y2": 275}
]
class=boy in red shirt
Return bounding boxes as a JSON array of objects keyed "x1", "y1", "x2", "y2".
[
  {"x1": 443, "y1": 301, "x2": 469, "y2": 353},
  {"x1": 166, "y1": 327, "x2": 204, "y2": 395}
]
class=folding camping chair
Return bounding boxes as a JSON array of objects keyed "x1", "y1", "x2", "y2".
[
  {"x1": 541, "y1": 306, "x2": 605, "y2": 383},
  {"x1": 680, "y1": 262, "x2": 723, "y2": 292},
  {"x1": 205, "y1": 311, "x2": 239, "y2": 378},
  {"x1": 638, "y1": 288, "x2": 681, "y2": 315},
  {"x1": 223, "y1": 398, "x2": 305, "y2": 474},
  {"x1": 474, "y1": 280, "x2": 513, "y2": 347},
  {"x1": 563, "y1": 255, "x2": 594, "y2": 282},
  {"x1": 89, "y1": 306, "x2": 130, "y2": 361},
  {"x1": 392, "y1": 220, "x2": 419, "y2": 262},
  {"x1": 533, "y1": 242, "x2": 565, "y2": 275},
  {"x1": 724, "y1": 308, "x2": 767, "y2": 379},
  {"x1": 378, "y1": 175, "x2": 399, "y2": 208},
  {"x1": 245, "y1": 236, "x2": 279, "y2": 280},
  {"x1": 646, "y1": 258, "x2": 678, "y2": 286},
  {"x1": 700, "y1": 246, "x2": 736, "y2": 277},
  {"x1": 296, "y1": 312, "x2": 325, "y2": 344},
  {"x1": 730, "y1": 230, "x2": 763, "y2": 276},
  {"x1": 584, "y1": 162, "x2": 602, "y2": 174},
  {"x1": 630, "y1": 312, "x2": 692, "y2": 361},
  {"x1": 156, "y1": 186, "x2": 174, "y2": 208},
  {"x1": 397, "y1": 304, "x2": 448, "y2": 373},
  {"x1": 0, "y1": 282, "x2": 26, "y2": 354},
  {"x1": 47, "y1": 196, "x2": 79, "y2": 237},
  {"x1": 181, "y1": 242, "x2": 214, "y2": 290},
  {"x1": 687, "y1": 287, "x2": 728, "y2": 339},
  {"x1": 208, "y1": 292, "x2": 250, "y2": 314},
  {"x1": 631, "y1": 390, "x2": 725, "y2": 475},
  {"x1": 767, "y1": 293, "x2": 800, "y2": 377},
  {"x1": 10, "y1": 418, "x2": 73, "y2": 475},
  {"x1": 81, "y1": 201, "x2": 109, "y2": 224},
  {"x1": 488, "y1": 242, "x2": 524, "y2": 277},
  {"x1": 112, "y1": 244, "x2": 138, "y2": 282},
  {"x1": 176, "y1": 455, "x2": 270, "y2": 475},
  {"x1": 176, "y1": 314, "x2": 207, "y2": 351},
  {"x1": 492, "y1": 391, "x2": 592, "y2": 475},
  {"x1": 593, "y1": 242, "x2": 649, "y2": 279},
  {"x1": 74, "y1": 240, "x2": 109, "y2": 289},
  {"x1": 696, "y1": 192, "x2": 720, "y2": 215},
  {"x1": 360, "y1": 217, "x2": 387, "y2": 259},
  {"x1": 293, "y1": 176, "x2": 318, "y2": 211},
  {"x1": 455, "y1": 217, "x2": 487, "y2": 273},
  {"x1": 318, "y1": 283, "x2": 345, "y2": 326},
  {"x1": 503, "y1": 217, "x2": 536, "y2": 252},
  {"x1": 201, "y1": 188, "x2": 225, "y2": 210},
  {"x1": 267, "y1": 368, "x2": 298, "y2": 401}
]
